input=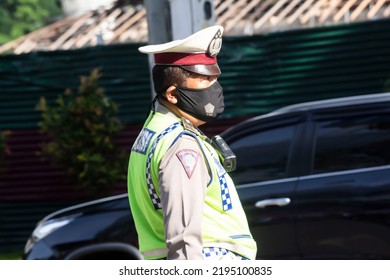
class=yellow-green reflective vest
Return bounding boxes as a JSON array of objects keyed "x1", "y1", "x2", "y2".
[{"x1": 128, "y1": 111, "x2": 257, "y2": 259}]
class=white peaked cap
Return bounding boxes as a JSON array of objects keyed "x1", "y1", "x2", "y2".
[{"x1": 138, "y1": 25, "x2": 224, "y2": 75}]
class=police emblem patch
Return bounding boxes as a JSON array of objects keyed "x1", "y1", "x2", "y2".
[
  {"x1": 176, "y1": 149, "x2": 199, "y2": 179},
  {"x1": 204, "y1": 103, "x2": 215, "y2": 116}
]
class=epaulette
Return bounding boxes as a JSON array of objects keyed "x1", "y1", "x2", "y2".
[{"x1": 181, "y1": 117, "x2": 200, "y2": 135}]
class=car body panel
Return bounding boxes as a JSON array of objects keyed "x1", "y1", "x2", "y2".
[
  {"x1": 295, "y1": 166, "x2": 390, "y2": 259},
  {"x1": 237, "y1": 178, "x2": 299, "y2": 259}
]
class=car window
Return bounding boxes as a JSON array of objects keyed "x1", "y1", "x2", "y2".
[
  {"x1": 313, "y1": 112, "x2": 390, "y2": 174},
  {"x1": 229, "y1": 123, "x2": 297, "y2": 185}
]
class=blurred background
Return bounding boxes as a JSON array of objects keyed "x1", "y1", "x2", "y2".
[{"x1": 1, "y1": 0, "x2": 390, "y2": 259}]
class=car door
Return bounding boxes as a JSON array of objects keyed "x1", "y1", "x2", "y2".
[
  {"x1": 224, "y1": 114, "x2": 306, "y2": 259},
  {"x1": 294, "y1": 103, "x2": 390, "y2": 259}
]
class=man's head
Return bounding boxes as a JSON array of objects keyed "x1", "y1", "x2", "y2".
[{"x1": 139, "y1": 25, "x2": 224, "y2": 126}]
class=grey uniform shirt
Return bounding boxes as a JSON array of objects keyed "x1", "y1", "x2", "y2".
[{"x1": 156, "y1": 103, "x2": 210, "y2": 260}]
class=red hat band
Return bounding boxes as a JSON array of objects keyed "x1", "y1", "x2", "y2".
[{"x1": 154, "y1": 52, "x2": 217, "y2": 66}]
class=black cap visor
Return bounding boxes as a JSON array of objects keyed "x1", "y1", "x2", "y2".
[{"x1": 180, "y1": 63, "x2": 221, "y2": 76}]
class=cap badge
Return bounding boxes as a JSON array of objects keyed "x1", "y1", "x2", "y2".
[{"x1": 207, "y1": 30, "x2": 222, "y2": 57}]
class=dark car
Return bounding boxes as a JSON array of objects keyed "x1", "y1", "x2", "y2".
[{"x1": 24, "y1": 92, "x2": 390, "y2": 260}]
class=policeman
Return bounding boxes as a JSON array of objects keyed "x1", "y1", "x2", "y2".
[{"x1": 127, "y1": 25, "x2": 257, "y2": 260}]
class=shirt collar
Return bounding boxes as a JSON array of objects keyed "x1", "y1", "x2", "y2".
[
  {"x1": 154, "y1": 100, "x2": 202, "y2": 136},
  {"x1": 154, "y1": 100, "x2": 180, "y2": 120}
]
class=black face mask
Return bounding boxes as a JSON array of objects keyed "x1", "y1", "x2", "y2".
[{"x1": 175, "y1": 81, "x2": 225, "y2": 122}]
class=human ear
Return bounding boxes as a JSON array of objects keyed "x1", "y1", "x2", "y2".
[{"x1": 165, "y1": 86, "x2": 178, "y2": 104}]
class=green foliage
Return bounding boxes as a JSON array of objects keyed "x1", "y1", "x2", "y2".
[
  {"x1": 37, "y1": 69, "x2": 127, "y2": 197},
  {"x1": 0, "y1": 0, "x2": 62, "y2": 44},
  {"x1": 0, "y1": 251, "x2": 22, "y2": 260},
  {"x1": 0, "y1": 131, "x2": 10, "y2": 172}
]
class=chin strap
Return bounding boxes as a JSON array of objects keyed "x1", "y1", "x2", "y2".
[{"x1": 148, "y1": 94, "x2": 160, "y2": 115}]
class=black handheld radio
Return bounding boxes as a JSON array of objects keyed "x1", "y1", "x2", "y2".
[{"x1": 208, "y1": 135, "x2": 236, "y2": 173}]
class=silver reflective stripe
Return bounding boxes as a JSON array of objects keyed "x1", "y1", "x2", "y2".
[{"x1": 142, "y1": 248, "x2": 169, "y2": 258}]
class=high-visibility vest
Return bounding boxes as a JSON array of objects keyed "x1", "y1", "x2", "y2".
[{"x1": 128, "y1": 111, "x2": 257, "y2": 259}]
